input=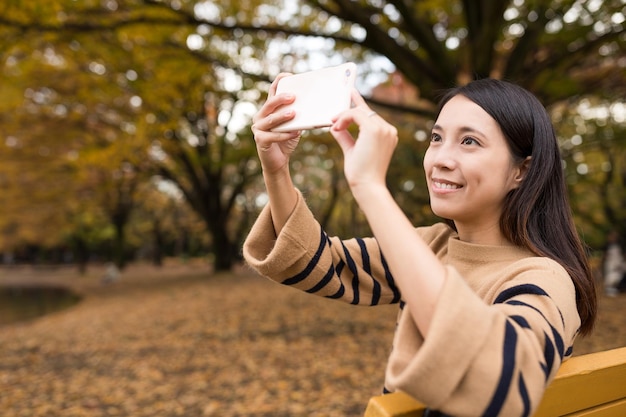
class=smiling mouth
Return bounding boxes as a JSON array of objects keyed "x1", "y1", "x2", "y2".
[{"x1": 433, "y1": 181, "x2": 462, "y2": 190}]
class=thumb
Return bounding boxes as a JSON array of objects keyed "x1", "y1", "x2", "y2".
[{"x1": 330, "y1": 125, "x2": 355, "y2": 156}]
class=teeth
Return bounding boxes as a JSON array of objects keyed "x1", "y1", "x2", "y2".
[{"x1": 434, "y1": 181, "x2": 460, "y2": 190}]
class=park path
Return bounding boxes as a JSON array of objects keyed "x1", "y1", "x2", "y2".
[{"x1": 1, "y1": 262, "x2": 625, "y2": 416}]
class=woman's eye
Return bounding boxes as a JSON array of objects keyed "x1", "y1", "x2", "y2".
[
  {"x1": 430, "y1": 133, "x2": 442, "y2": 142},
  {"x1": 461, "y1": 136, "x2": 478, "y2": 145}
]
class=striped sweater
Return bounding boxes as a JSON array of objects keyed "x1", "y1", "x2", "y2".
[{"x1": 243, "y1": 190, "x2": 580, "y2": 417}]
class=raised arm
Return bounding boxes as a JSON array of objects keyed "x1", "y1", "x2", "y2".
[
  {"x1": 330, "y1": 90, "x2": 447, "y2": 336},
  {"x1": 251, "y1": 74, "x2": 302, "y2": 234}
]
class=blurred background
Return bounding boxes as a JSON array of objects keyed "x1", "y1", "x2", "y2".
[
  {"x1": 0, "y1": 0, "x2": 624, "y2": 271},
  {"x1": 0, "y1": 0, "x2": 625, "y2": 416}
]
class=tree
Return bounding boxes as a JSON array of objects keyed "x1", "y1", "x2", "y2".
[
  {"x1": 155, "y1": 92, "x2": 260, "y2": 271},
  {"x1": 554, "y1": 98, "x2": 626, "y2": 250},
  {"x1": 1, "y1": 0, "x2": 624, "y2": 268},
  {"x1": 97, "y1": 0, "x2": 624, "y2": 108},
  {"x1": 0, "y1": 15, "x2": 163, "y2": 268},
  {"x1": 125, "y1": 180, "x2": 209, "y2": 266},
  {"x1": 114, "y1": 0, "x2": 626, "y2": 242},
  {"x1": 0, "y1": 0, "x2": 216, "y2": 267}
]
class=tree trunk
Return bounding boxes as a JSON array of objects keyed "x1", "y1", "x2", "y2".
[
  {"x1": 211, "y1": 225, "x2": 234, "y2": 271},
  {"x1": 72, "y1": 236, "x2": 90, "y2": 275},
  {"x1": 112, "y1": 220, "x2": 127, "y2": 270},
  {"x1": 152, "y1": 218, "x2": 164, "y2": 267}
]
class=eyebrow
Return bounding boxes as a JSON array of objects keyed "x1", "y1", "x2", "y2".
[{"x1": 432, "y1": 124, "x2": 487, "y2": 138}]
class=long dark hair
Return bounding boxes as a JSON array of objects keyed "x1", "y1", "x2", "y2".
[{"x1": 436, "y1": 78, "x2": 596, "y2": 336}]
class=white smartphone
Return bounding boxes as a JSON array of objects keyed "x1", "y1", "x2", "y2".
[{"x1": 271, "y1": 62, "x2": 357, "y2": 132}]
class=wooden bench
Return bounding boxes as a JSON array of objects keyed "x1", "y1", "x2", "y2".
[{"x1": 364, "y1": 346, "x2": 626, "y2": 417}]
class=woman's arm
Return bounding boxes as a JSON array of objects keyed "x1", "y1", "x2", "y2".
[
  {"x1": 385, "y1": 259, "x2": 580, "y2": 416},
  {"x1": 330, "y1": 90, "x2": 447, "y2": 336},
  {"x1": 251, "y1": 73, "x2": 302, "y2": 234},
  {"x1": 243, "y1": 186, "x2": 406, "y2": 306},
  {"x1": 246, "y1": 79, "x2": 407, "y2": 305}
]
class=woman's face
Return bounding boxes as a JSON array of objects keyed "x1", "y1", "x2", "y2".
[{"x1": 424, "y1": 94, "x2": 524, "y2": 230}]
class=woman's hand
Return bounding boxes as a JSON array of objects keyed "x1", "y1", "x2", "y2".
[
  {"x1": 251, "y1": 73, "x2": 302, "y2": 176},
  {"x1": 251, "y1": 73, "x2": 302, "y2": 234},
  {"x1": 330, "y1": 89, "x2": 398, "y2": 195}
]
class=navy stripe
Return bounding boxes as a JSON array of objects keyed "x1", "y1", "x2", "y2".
[
  {"x1": 281, "y1": 228, "x2": 326, "y2": 286},
  {"x1": 505, "y1": 299, "x2": 535, "y2": 309},
  {"x1": 340, "y1": 240, "x2": 360, "y2": 304},
  {"x1": 505, "y1": 300, "x2": 544, "y2": 317},
  {"x1": 565, "y1": 345, "x2": 573, "y2": 357},
  {"x1": 356, "y1": 238, "x2": 382, "y2": 305},
  {"x1": 494, "y1": 284, "x2": 548, "y2": 304},
  {"x1": 336, "y1": 260, "x2": 345, "y2": 276},
  {"x1": 508, "y1": 318, "x2": 554, "y2": 381},
  {"x1": 509, "y1": 315, "x2": 530, "y2": 329},
  {"x1": 518, "y1": 374, "x2": 531, "y2": 417},
  {"x1": 380, "y1": 250, "x2": 401, "y2": 304},
  {"x1": 484, "y1": 321, "x2": 518, "y2": 416},
  {"x1": 506, "y1": 300, "x2": 572, "y2": 379},
  {"x1": 542, "y1": 330, "x2": 555, "y2": 379},
  {"x1": 357, "y1": 238, "x2": 372, "y2": 275},
  {"x1": 557, "y1": 305, "x2": 565, "y2": 328},
  {"x1": 326, "y1": 284, "x2": 345, "y2": 299},
  {"x1": 371, "y1": 282, "x2": 381, "y2": 305},
  {"x1": 505, "y1": 299, "x2": 564, "y2": 354},
  {"x1": 306, "y1": 263, "x2": 335, "y2": 294},
  {"x1": 549, "y1": 322, "x2": 565, "y2": 358}
]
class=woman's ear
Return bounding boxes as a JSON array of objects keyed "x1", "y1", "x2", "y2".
[{"x1": 514, "y1": 156, "x2": 532, "y2": 185}]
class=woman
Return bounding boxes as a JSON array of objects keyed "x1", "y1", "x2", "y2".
[
  {"x1": 244, "y1": 76, "x2": 596, "y2": 417},
  {"x1": 603, "y1": 230, "x2": 625, "y2": 296}
]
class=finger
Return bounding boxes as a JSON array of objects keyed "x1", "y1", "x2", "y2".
[
  {"x1": 254, "y1": 129, "x2": 301, "y2": 150},
  {"x1": 269, "y1": 72, "x2": 294, "y2": 97},
  {"x1": 350, "y1": 88, "x2": 368, "y2": 108},
  {"x1": 253, "y1": 96, "x2": 296, "y2": 127},
  {"x1": 332, "y1": 89, "x2": 376, "y2": 127},
  {"x1": 265, "y1": 109, "x2": 298, "y2": 132},
  {"x1": 330, "y1": 125, "x2": 356, "y2": 156},
  {"x1": 332, "y1": 110, "x2": 357, "y2": 131},
  {"x1": 333, "y1": 106, "x2": 374, "y2": 131},
  {"x1": 252, "y1": 119, "x2": 300, "y2": 141},
  {"x1": 252, "y1": 73, "x2": 296, "y2": 126},
  {"x1": 350, "y1": 89, "x2": 381, "y2": 121}
]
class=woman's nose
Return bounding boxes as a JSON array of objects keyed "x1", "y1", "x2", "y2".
[{"x1": 430, "y1": 148, "x2": 457, "y2": 170}]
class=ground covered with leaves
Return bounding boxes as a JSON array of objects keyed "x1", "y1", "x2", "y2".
[{"x1": 1, "y1": 263, "x2": 625, "y2": 417}]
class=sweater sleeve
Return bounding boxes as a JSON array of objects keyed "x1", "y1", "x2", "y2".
[
  {"x1": 385, "y1": 259, "x2": 580, "y2": 417},
  {"x1": 243, "y1": 189, "x2": 403, "y2": 305}
]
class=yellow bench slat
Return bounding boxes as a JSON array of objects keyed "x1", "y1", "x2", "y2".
[
  {"x1": 364, "y1": 347, "x2": 626, "y2": 417},
  {"x1": 364, "y1": 391, "x2": 425, "y2": 417},
  {"x1": 566, "y1": 397, "x2": 626, "y2": 417},
  {"x1": 533, "y1": 347, "x2": 626, "y2": 417}
]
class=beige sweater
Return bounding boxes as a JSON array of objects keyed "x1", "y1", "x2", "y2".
[{"x1": 243, "y1": 190, "x2": 580, "y2": 417}]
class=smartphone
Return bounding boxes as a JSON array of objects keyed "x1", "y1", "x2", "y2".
[{"x1": 271, "y1": 62, "x2": 357, "y2": 132}]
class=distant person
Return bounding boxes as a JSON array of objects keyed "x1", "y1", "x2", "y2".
[
  {"x1": 101, "y1": 262, "x2": 120, "y2": 284},
  {"x1": 244, "y1": 76, "x2": 597, "y2": 416},
  {"x1": 603, "y1": 231, "x2": 625, "y2": 296}
]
